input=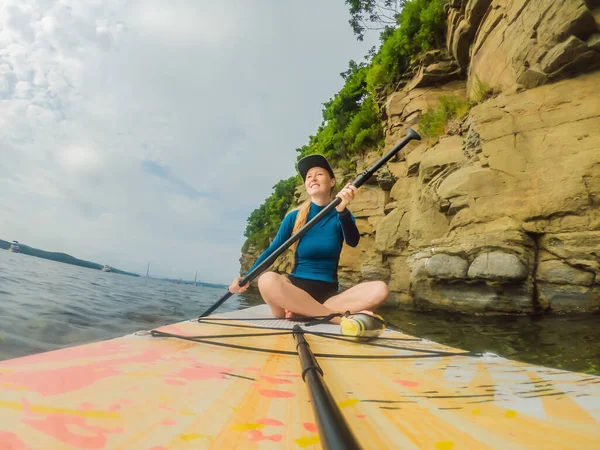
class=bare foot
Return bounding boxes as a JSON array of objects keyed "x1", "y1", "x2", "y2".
[{"x1": 284, "y1": 310, "x2": 303, "y2": 320}]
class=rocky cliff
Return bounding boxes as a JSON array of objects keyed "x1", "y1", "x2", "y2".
[{"x1": 242, "y1": 0, "x2": 600, "y2": 314}]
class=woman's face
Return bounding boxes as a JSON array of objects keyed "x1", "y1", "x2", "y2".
[{"x1": 305, "y1": 166, "x2": 335, "y2": 197}]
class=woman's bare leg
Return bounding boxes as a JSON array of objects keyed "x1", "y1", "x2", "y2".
[
  {"x1": 257, "y1": 272, "x2": 342, "y2": 324},
  {"x1": 323, "y1": 281, "x2": 389, "y2": 313}
]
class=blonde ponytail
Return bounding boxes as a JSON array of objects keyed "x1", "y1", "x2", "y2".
[{"x1": 289, "y1": 201, "x2": 311, "y2": 259}]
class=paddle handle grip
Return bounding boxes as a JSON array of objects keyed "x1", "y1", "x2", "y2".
[{"x1": 352, "y1": 127, "x2": 420, "y2": 188}]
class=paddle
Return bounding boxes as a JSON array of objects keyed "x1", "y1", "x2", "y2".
[
  {"x1": 293, "y1": 324, "x2": 361, "y2": 449},
  {"x1": 200, "y1": 128, "x2": 421, "y2": 317}
]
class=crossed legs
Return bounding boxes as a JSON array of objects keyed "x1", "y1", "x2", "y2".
[{"x1": 257, "y1": 272, "x2": 389, "y2": 324}]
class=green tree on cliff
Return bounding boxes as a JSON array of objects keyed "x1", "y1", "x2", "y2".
[
  {"x1": 366, "y1": 0, "x2": 448, "y2": 95},
  {"x1": 346, "y1": 0, "x2": 403, "y2": 41},
  {"x1": 243, "y1": 177, "x2": 299, "y2": 251},
  {"x1": 346, "y1": 0, "x2": 447, "y2": 46},
  {"x1": 296, "y1": 59, "x2": 384, "y2": 166}
]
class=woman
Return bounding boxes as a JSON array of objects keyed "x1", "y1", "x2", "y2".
[{"x1": 229, "y1": 154, "x2": 389, "y2": 324}]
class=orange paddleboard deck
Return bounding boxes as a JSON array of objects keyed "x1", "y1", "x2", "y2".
[{"x1": 0, "y1": 305, "x2": 598, "y2": 449}]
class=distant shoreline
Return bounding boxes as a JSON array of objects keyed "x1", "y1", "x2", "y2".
[
  {"x1": 157, "y1": 278, "x2": 228, "y2": 289},
  {"x1": 0, "y1": 239, "x2": 140, "y2": 277},
  {"x1": 0, "y1": 239, "x2": 228, "y2": 288}
]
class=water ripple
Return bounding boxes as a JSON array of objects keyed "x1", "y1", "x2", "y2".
[{"x1": 0, "y1": 251, "x2": 240, "y2": 361}]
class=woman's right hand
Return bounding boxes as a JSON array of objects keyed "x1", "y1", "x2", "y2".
[{"x1": 229, "y1": 277, "x2": 250, "y2": 294}]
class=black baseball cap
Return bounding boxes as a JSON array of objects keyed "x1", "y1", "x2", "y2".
[{"x1": 297, "y1": 154, "x2": 335, "y2": 181}]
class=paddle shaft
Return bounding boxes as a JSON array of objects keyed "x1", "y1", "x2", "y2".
[
  {"x1": 200, "y1": 128, "x2": 421, "y2": 317},
  {"x1": 293, "y1": 325, "x2": 361, "y2": 449}
]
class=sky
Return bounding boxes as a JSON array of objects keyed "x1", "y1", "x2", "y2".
[{"x1": 0, "y1": 0, "x2": 380, "y2": 284}]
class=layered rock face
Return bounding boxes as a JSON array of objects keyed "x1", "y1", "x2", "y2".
[
  {"x1": 241, "y1": 0, "x2": 600, "y2": 314},
  {"x1": 382, "y1": 0, "x2": 600, "y2": 314},
  {"x1": 373, "y1": 70, "x2": 600, "y2": 314},
  {"x1": 447, "y1": 0, "x2": 600, "y2": 95},
  {"x1": 403, "y1": 0, "x2": 600, "y2": 313}
]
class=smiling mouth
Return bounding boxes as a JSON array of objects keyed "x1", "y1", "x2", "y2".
[{"x1": 310, "y1": 184, "x2": 319, "y2": 188}]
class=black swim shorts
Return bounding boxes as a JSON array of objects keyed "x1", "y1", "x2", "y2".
[{"x1": 288, "y1": 275, "x2": 339, "y2": 304}]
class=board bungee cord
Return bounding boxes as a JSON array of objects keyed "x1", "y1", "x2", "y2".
[
  {"x1": 150, "y1": 313, "x2": 476, "y2": 359},
  {"x1": 149, "y1": 310, "x2": 480, "y2": 449}
]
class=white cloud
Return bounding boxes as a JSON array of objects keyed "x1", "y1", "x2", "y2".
[
  {"x1": 14, "y1": 80, "x2": 31, "y2": 97},
  {"x1": 131, "y1": 1, "x2": 236, "y2": 43},
  {"x1": 56, "y1": 146, "x2": 103, "y2": 173},
  {"x1": 0, "y1": 0, "x2": 380, "y2": 284}
]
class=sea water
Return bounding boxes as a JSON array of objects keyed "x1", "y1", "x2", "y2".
[{"x1": 1, "y1": 250, "x2": 598, "y2": 375}]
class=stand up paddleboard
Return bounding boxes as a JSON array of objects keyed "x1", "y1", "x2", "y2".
[{"x1": 1, "y1": 304, "x2": 598, "y2": 449}]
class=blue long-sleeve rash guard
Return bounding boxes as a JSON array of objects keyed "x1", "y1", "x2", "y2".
[{"x1": 247, "y1": 202, "x2": 360, "y2": 283}]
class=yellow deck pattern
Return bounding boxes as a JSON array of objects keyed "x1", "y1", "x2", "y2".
[{"x1": 0, "y1": 307, "x2": 598, "y2": 449}]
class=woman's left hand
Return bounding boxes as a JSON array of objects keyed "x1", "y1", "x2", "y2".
[{"x1": 335, "y1": 182, "x2": 358, "y2": 212}]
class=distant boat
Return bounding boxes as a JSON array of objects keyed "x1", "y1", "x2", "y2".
[
  {"x1": 101, "y1": 265, "x2": 112, "y2": 272},
  {"x1": 9, "y1": 241, "x2": 19, "y2": 253},
  {"x1": 194, "y1": 271, "x2": 197, "y2": 287},
  {"x1": 146, "y1": 262, "x2": 150, "y2": 277}
]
